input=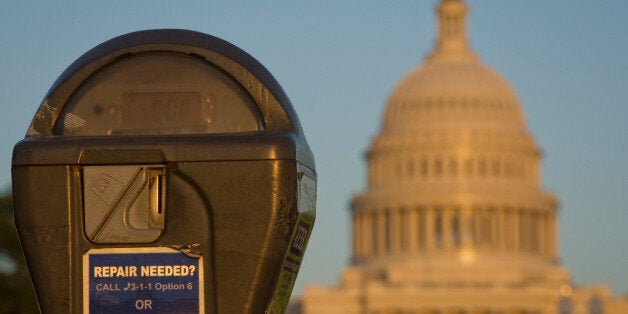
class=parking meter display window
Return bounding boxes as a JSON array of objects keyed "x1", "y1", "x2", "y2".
[
  {"x1": 83, "y1": 247, "x2": 203, "y2": 314},
  {"x1": 53, "y1": 53, "x2": 263, "y2": 136}
]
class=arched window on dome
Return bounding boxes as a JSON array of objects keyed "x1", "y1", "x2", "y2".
[
  {"x1": 407, "y1": 157, "x2": 415, "y2": 178},
  {"x1": 516, "y1": 157, "x2": 524, "y2": 179},
  {"x1": 472, "y1": 206, "x2": 481, "y2": 247},
  {"x1": 418, "y1": 207, "x2": 427, "y2": 251},
  {"x1": 400, "y1": 208, "x2": 409, "y2": 251},
  {"x1": 395, "y1": 159, "x2": 403, "y2": 178},
  {"x1": 532, "y1": 211, "x2": 545, "y2": 253},
  {"x1": 519, "y1": 210, "x2": 528, "y2": 253},
  {"x1": 492, "y1": 158, "x2": 501, "y2": 177},
  {"x1": 510, "y1": 209, "x2": 518, "y2": 253},
  {"x1": 371, "y1": 212, "x2": 378, "y2": 254},
  {"x1": 434, "y1": 207, "x2": 444, "y2": 248},
  {"x1": 481, "y1": 209, "x2": 492, "y2": 249},
  {"x1": 489, "y1": 207, "x2": 499, "y2": 250},
  {"x1": 464, "y1": 157, "x2": 474, "y2": 177},
  {"x1": 420, "y1": 156, "x2": 429, "y2": 177},
  {"x1": 559, "y1": 296, "x2": 573, "y2": 314},
  {"x1": 588, "y1": 296, "x2": 604, "y2": 314},
  {"x1": 452, "y1": 208, "x2": 461, "y2": 247},
  {"x1": 505, "y1": 158, "x2": 515, "y2": 178},
  {"x1": 434, "y1": 157, "x2": 443, "y2": 176},
  {"x1": 527, "y1": 211, "x2": 535, "y2": 253},
  {"x1": 478, "y1": 157, "x2": 487, "y2": 176},
  {"x1": 449, "y1": 156, "x2": 458, "y2": 176}
]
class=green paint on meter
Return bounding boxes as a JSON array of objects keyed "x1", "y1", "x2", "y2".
[
  {"x1": 268, "y1": 173, "x2": 316, "y2": 313},
  {"x1": 83, "y1": 247, "x2": 204, "y2": 313}
]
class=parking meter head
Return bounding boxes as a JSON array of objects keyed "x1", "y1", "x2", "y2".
[{"x1": 12, "y1": 29, "x2": 315, "y2": 313}]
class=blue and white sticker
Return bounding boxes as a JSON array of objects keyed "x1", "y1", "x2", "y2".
[{"x1": 83, "y1": 247, "x2": 204, "y2": 313}]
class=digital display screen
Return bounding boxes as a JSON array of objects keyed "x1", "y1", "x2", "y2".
[
  {"x1": 122, "y1": 92, "x2": 202, "y2": 129},
  {"x1": 53, "y1": 52, "x2": 262, "y2": 136}
]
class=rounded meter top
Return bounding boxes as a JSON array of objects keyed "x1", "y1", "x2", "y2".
[{"x1": 26, "y1": 29, "x2": 303, "y2": 138}]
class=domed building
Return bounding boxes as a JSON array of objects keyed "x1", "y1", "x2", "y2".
[{"x1": 298, "y1": 1, "x2": 628, "y2": 313}]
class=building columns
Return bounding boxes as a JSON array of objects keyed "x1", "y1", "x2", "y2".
[
  {"x1": 499, "y1": 208, "x2": 507, "y2": 252},
  {"x1": 352, "y1": 204, "x2": 555, "y2": 259},
  {"x1": 425, "y1": 207, "x2": 435, "y2": 252},
  {"x1": 512, "y1": 208, "x2": 520, "y2": 254},
  {"x1": 377, "y1": 210, "x2": 386, "y2": 256},
  {"x1": 409, "y1": 207, "x2": 419, "y2": 253},
  {"x1": 461, "y1": 206, "x2": 473, "y2": 248},
  {"x1": 537, "y1": 213, "x2": 545, "y2": 255},
  {"x1": 442, "y1": 207, "x2": 452, "y2": 250},
  {"x1": 392, "y1": 209, "x2": 402, "y2": 254}
]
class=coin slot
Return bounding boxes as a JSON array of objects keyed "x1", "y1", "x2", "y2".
[{"x1": 148, "y1": 168, "x2": 165, "y2": 228}]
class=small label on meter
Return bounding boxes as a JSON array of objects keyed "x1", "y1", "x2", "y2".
[
  {"x1": 268, "y1": 172, "x2": 316, "y2": 313},
  {"x1": 83, "y1": 247, "x2": 203, "y2": 313}
]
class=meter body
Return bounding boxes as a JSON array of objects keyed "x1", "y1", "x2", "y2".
[{"x1": 12, "y1": 29, "x2": 315, "y2": 313}]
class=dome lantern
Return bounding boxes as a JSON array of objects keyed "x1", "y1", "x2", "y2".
[{"x1": 429, "y1": 0, "x2": 477, "y2": 63}]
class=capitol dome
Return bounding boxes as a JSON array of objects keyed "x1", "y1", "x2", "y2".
[
  {"x1": 302, "y1": 2, "x2": 628, "y2": 313},
  {"x1": 384, "y1": 61, "x2": 525, "y2": 131},
  {"x1": 383, "y1": 0, "x2": 525, "y2": 132},
  {"x1": 350, "y1": 0, "x2": 560, "y2": 278}
]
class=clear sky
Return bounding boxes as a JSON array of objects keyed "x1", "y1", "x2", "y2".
[{"x1": 1, "y1": 0, "x2": 626, "y2": 297}]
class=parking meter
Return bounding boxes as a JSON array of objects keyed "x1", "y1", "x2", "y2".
[{"x1": 12, "y1": 29, "x2": 316, "y2": 313}]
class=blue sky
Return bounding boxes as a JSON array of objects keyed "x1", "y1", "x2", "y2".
[{"x1": 1, "y1": 1, "x2": 626, "y2": 296}]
